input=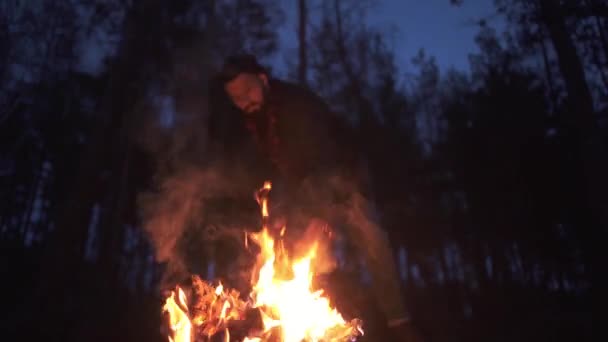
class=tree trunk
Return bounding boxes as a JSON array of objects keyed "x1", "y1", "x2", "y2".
[
  {"x1": 298, "y1": 0, "x2": 308, "y2": 86},
  {"x1": 332, "y1": 0, "x2": 375, "y2": 127},
  {"x1": 592, "y1": 9, "x2": 608, "y2": 90},
  {"x1": 94, "y1": 0, "x2": 162, "y2": 296},
  {"x1": 33, "y1": 76, "x2": 114, "y2": 339},
  {"x1": 539, "y1": 0, "x2": 594, "y2": 118},
  {"x1": 538, "y1": 29, "x2": 558, "y2": 110},
  {"x1": 539, "y1": 0, "x2": 606, "y2": 286}
]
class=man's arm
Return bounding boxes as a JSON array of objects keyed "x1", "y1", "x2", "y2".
[
  {"x1": 287, "y1": 87, "x2": 358, "y2": 179},
  {"x1": 292, "y1": 89, "x2": 426, "y2": 341}
]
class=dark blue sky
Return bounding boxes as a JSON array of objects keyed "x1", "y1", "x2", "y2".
[
  {"x1": 276, "y1": 0, "x2": 502, "y2": 75},
  {"x1": 78, "y1": 1, "x2": 502, "y2": 77}
]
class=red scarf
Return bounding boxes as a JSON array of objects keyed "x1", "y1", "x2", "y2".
[{"x1": 244, "y1": 108, "x2": 281, "y2": 170}]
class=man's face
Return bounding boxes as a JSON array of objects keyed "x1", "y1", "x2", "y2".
[{"x1": 224, "y1": 73, "x2": 269, "y2": 114}]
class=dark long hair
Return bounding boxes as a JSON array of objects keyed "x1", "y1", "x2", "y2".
[{"x1": 215, "y1": 54, "x2": 268, "y2": 85}]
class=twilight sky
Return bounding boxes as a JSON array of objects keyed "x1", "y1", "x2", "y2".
[
  {"x1": 276, "y1": 0, "x2": 503, "y2": 75},
  {"x1": 78, "y1": 1, "x2": 503, "y2": 77}
]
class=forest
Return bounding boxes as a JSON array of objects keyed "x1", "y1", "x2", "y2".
[{"x1": 0, "y1": 1, "x2": 602, "y2": 341}]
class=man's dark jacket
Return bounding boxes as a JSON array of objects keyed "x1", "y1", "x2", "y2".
[{"x1": 208, "y1": 78, "x2": 358, "y2": 197}]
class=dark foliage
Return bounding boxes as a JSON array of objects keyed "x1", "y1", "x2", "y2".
[{"x1": 0, "y1": 0, "x2": 597, "y2": 341}]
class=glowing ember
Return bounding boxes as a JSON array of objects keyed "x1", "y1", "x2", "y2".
[{"x1": 161, "y1": 181, "x2": 363, "y2": 341}]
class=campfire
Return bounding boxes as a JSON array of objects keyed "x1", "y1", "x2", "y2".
[{"x1": 162, "y1": 181, "x2": 363, "y2": 342}]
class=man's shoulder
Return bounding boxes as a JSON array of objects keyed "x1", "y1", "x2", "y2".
[
  {"x1": 270, "y1": 78, "x2": 312, "y2": 95},
  {"x1": 269, "y1": 79, "x2": 328, "y2": 110}
]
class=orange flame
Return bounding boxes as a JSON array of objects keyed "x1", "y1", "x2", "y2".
[
  {"x1": 248, "y1": 229, "x2": 350, "y2": 342},
  {"x1": 260, "y1": 181, "x2": 271, "y2": 219},
  {"x1": 162, "y1": 287, "x2": 192, "y2": 342},
  {"x1": 161, "y1": 181, "x2": 362, "y2": 341}
]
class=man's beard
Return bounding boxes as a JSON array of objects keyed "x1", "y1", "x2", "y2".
[
  {"x1": 245, "y1": 83, "x2": 270, "y2": 115},
  {"x1": 245, "y1": 102, "x2": 263, "y2": 114}
]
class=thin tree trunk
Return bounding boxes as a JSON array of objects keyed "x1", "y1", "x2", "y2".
[
  {"x1": 592, "y1": 13, "x2": 608, "y2": 91},
  {"x1": 33, "y1": 77, "x2": 114, "y2": 339},
  {"x1": 97, "y1": 127, "x2": 133, "y2": 287},
  {"x1": 588, "y1": 0, "x2": 608, "y2": 60},
  {"x1": 538, "y1": 32, "x2": 558, "y2": 109},
  {"x1": 298, "y1": 0, "x2": 308, "y2": 86},
  {"x1": 539, "y1": 0, "x2": 594, "y2": 115},
  {"x1": 589, "y1": 37, "x2": 608, "y2": 92},
  {"x1": 94, "y1": 0, "x2": 159, "y2": 296},
  {"x1": 20, "y1": 160, "x2": 42, "y2": 244},
  {"x1": 332, "y1": 0, "x2": 374, "y2": 126}
]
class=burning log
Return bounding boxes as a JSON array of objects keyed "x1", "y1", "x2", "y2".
[
  {"x1": 191, "y1": 276, "x2": 246, "y2": 337},
  {"x1": 162, "y1": 278, "x2": 363, "y2": 342}
]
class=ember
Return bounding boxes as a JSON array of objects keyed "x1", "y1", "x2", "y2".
[{"x1": 162, "y1": 181, "x2": 363, "y2": 341}]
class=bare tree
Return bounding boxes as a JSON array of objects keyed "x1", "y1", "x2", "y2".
[
  {"x1": 298, "y1": 0, "x2": 308, "y2": 85},
  {"x1": 539, "y1": 0, "x2": 607, "y2": 272}
]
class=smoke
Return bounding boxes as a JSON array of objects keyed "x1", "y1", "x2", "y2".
[
  {"x1": 133, "y1": 80, "x2": 273, "y2": 288},
  {"x1": 138, "y1": 111, "x2": 266, "y2": 286},
  {"x1": 138, "y1": 166, "x2": 220, "y2": 263},
  {"x1": 132, "y1": 50, "x2": 390, "y2": 294}
]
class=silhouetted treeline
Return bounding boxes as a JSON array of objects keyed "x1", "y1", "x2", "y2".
[{"x1": 0, "y1": 1, "x2": 599, "y2": 341}]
